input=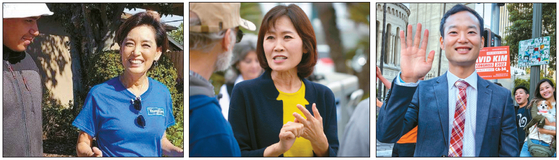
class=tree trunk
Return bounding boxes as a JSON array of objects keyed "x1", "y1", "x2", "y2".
[
  {"x1": 82, "y1": 4, "x2": 96, "y2": 58},
  {"x1": 358, "y1": 47, "x2": 370, "y2": 97},
  {"x1": 97, "y1": 4, "x2": 126, "y2": 53},
  {"x1": 315, "y1": 3, "x2": 346, "y2": 73}
]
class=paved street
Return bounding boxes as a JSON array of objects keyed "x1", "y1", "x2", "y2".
[
  {"x1": 375, "y1": 104, "x2": 393, "y2": 157},
  {"x1": 376, "y1": 140, "x2": 393, "y2": 157}
]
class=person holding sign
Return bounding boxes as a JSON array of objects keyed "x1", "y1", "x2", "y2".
[{"x1": 376, "y1": 4, "x2": 518, "y2": 157}]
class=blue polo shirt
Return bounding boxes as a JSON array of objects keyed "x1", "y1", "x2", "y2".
[{"x1": 73, "y1": 77, "x2": 175, "y2": 157}]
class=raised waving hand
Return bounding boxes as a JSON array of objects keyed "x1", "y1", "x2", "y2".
[{"x1": 399, "y1": 23, "x2": 435, "y2": 83}]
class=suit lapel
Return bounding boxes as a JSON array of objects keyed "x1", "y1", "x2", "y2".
[
  {"x1": 435, "y1": 73, "x2": 450, "y2": 148},
  {"x1": 475, "y1": 76, "x2": 491, "y2": 156}
]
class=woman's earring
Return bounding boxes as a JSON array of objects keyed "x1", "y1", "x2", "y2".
[{"x1": 153, "y1": 60, "x2": 158, "y2": 66}]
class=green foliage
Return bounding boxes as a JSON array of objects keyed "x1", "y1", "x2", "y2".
[
  {"x1": 514, "y1": 78, "x2": 530, "y2": 92},
  {"x1": 347, "y1": 3, "x2": 370, "y2": 26},
  {"x1": 504, "y1": 3, "x2": 556, "y2": 69},
  {"x1": 240, "y1": 3, "x2": 263, "y2": 35},
  {"x1": 344, "y1": 36, "x2": 370, "y2": 60},
  {"x1": 210, "y1": 72, "x2": 226, "y2": 95},
  {"x1": 42, "y1": 89, "x2": 80, "y2": 156},
  {"x1": 83, "y1": 50, "x2": 183, "y2": 148},
  {"x1": 169, "y1": 22, "x2": 184, "y2": 45}
]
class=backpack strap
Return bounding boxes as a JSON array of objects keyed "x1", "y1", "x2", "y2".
[{"x1": 524, "y1": 115, "x2": 545, "y2": 135}]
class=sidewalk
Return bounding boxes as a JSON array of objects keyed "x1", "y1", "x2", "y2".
[
  {"x1": 376, "y1": 140, "x2": 394, "y2": 157},
  {"x1": 375, "y1": 105, "x2": 393, "y2": 157}
]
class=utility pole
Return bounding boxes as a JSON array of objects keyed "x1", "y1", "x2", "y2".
[
  {"x1": 438, "y1": 3, "x2": 446, "y2": 76},
  {"x1": 491, "y1": 3, "x2": 500, "y2": 83},
  {"x1": 378, "y1": 3, "x2": 387, "y2": 99},
  {"x1": 530, "y1": 3, "x2": 542, "y2": 98}
]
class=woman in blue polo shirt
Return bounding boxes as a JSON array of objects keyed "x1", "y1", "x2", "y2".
[{"x1": 72, "y1": 11, "x2": 183, "y2": 157}]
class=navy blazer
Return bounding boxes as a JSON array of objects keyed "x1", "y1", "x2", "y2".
[
  {"x1": 228, "y1": 70, "x2": 339, "y2": 157},
  {"x1": 377, "y1": 72, "x2": 518, "y2": 157}
]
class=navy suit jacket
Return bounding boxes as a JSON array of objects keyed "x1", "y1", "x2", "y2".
[{"x1": 376, "y1": 72, "x2": 519, "y2": 157}]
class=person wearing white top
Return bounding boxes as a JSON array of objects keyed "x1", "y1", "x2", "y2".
[
  {"x1": 219, "y1": 34, "x2": 262, "y2": 120},
  {"x1": 519, "y1": 79, "x2": 556, "y2": 157}
]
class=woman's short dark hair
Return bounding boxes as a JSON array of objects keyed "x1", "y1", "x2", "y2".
[
  {"x1": 116, "y1": 11, "x2": 169, "y2": 52},
  {"x1": 256, "y1": 4, "x2": 317, "y2": 79},
  {"x1": 534, "y1": 79, "x2": 556, "y2": 100}
]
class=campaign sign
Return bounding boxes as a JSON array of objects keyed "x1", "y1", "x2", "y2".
[
  {"x1": 518, "y1": 36, "x2": 550, "y2": 67},
  {"x1": 476, "y1": 46, "x2": 511, "y2": 80}
]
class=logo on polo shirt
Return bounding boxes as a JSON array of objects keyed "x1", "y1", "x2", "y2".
[{"x1": 147, "y1": 107, "x2": 164, "y2": 116}]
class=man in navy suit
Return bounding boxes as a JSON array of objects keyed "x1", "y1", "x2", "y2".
[{"x1": 376, "y1": 4, "x2": 518, "y2": 157}]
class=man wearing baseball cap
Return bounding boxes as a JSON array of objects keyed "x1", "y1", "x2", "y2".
[
  {"x1": 189, "y1": 3, "x2": 255, "y2": 157},
  {"x1": 3, "y1": 3, "x2": 53, "y2": 157}
]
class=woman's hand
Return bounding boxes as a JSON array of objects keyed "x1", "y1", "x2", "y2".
[
  {"x1": 90, "y1": 147, "x2": 103, "y2": 157},
  {"x1": 537, "y1": 127, "x2": 557, "y2": 136},
  {"x1": 161, "y1": 132, "x2": 184, "y2": 157},
  {"x1": 293, "y1": 103, "x2": 329, "y2": 156},
  {"x1": 76, "y1": 131, "x2": 103, "y2": 157},
  {"x1": 544, "y1": 118, "x2": 556, "y2": 127},
  {"x1": 264, "y1": 121, "x2": 304, "y2": 157},
  {"x1": 537, "y1": 118, "x2": 557, "y2": 136},
  {"x1": 279, "y1": 121, "x2": 304, "y2": 151}
]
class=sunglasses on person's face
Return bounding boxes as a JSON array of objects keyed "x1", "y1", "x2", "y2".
[
  {"x1": 236, "y1": 27, "x2": 244, "y2": 43},
  {"x1": 132, "y1": 97, "x2": 145, "y2": 128}
]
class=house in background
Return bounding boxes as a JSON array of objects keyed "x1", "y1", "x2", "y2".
[{"x1": 27, "y1": 6, "x2": 183, "y2": 108}]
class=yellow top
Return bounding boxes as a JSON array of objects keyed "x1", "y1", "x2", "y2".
[{"x1": 277, "y1": 81, "x2": 313, "y2": 157}]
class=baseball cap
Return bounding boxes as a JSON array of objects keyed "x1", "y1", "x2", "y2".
[
  {"x1": 3, "y1": 3, "x2": 54, "y2": 18},
  {"x1": 190, "y1": 3, "x2": 256, "y2": 33}
]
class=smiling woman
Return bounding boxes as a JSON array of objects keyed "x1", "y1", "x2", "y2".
[
  {"x1": 520, "y1": 79, "x2": 557, "y2": 157},
  {"x1": 72, "y1": 11, "x2": 183, "y2": 157},
  {"x1": 228, "y1": 4, "x2": 338, "y2": 157}
]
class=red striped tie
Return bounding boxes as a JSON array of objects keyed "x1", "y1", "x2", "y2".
[{"x1": 449, "y1": 80, "x2": 469, "y2": 157}]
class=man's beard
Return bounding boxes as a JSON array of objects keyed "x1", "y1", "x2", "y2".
[
  {"x1": 215, "y1": 49, "x2": 233, "y2": 71},
  {"x1": 215, "y1": 31, "x2": 236, "y2": 72}
]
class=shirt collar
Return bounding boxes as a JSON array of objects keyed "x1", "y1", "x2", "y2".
[
  {"x1": 447, "y1": 70, "x2": 478, "y2": 90},
  {"x1": 234, "y1": 75, "x2": 244, "y2": 85},
  {"x1": 190, "y1": 70, "x2": 211, "y2": 85}
]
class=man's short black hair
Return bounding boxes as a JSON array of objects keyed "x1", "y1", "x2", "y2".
[
  {"x1": 513, "y1": 86, "x2": 529, "y2": 95},
  {"x1": 494, "y1": 82, "x2": 503, "y2": 87},
  {"x1": 439, "y1": 4, "x2": 484, "y2": 39}
]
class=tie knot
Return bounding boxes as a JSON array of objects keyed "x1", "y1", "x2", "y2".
[{"x1": 455, "y1": 80, "x2": 469, "y2": 90}]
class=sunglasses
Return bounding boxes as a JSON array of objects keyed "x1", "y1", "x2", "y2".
[
  {"x1": 132, "y1": 97, "x2": 145, "y2": 128},
  {"x1": 236, "y1": 27, "x2": 244, "y2": 43}
]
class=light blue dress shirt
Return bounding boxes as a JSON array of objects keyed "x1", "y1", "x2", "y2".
[
  {"x1": 446, "y1": 71, "x2": 477, "y2": 157},
  {"x1": 395, "y1": 71, "x2": 479, "y2": 157}
]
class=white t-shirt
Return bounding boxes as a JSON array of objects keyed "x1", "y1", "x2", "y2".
[
  {"x1": 218, "y1": 75, "x2": 244, "y2": 120},
  {"x1": 527, "y1": 101, "x2": 556, "y2": 144}
]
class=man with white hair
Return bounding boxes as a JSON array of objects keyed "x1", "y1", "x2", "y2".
[
  {"x1": 189, "y1": 3, "x2": 256, "y2": 156},
  {"x1": 3, "y1": 3, "x2": 53, "y2": 156}
]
